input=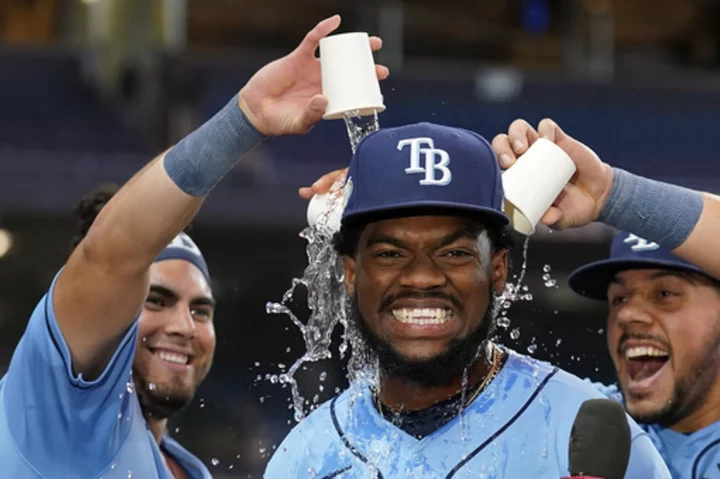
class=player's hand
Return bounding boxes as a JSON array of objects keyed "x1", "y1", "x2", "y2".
[
  {"x1": 299, "y1": 167, "x2": 348, "y2": 199},
  {"x1": 491, "y1": 118, "x2": 614, "y2": 230},
  {"x1": 239, "y1": 15, "x2": 389, "y2": 136}
]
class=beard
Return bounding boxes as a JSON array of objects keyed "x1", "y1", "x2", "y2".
[
  {"x1": 347, "y1": 286, "x2": 497, "y2": 388},
  {"x1": 133, "y1": 369, "x2": 194, "y2": 420},
  {"x1": 626, "y1": 321, "x2": 720, "y2": 427}
]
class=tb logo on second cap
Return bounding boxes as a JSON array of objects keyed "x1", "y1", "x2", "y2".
[
  {"x1": 624, "y1": 233, "x2": 660, "y2": 252},
  {"x1": 397, "y1": 137, "x2": 452, "y2": 186}
]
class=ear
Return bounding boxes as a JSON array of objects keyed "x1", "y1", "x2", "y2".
[
  {"x1": 490, "y1": 249, "x2": 509, "y2": 296},
  {"x1": 343, "y1": 255, "x2": 358, "y2": 297}
]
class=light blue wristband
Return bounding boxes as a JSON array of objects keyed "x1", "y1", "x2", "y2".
[
  {"x1": 598, "y1": 168, "x2": 704, "y2": 250},
  {"x1": 163, "y1": 94, "x2": 267, "y2": 196}
]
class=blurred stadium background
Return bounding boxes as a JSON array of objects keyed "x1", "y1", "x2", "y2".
[{"x1": 1, "y1": 0, "x2": 719, "y2": 476}]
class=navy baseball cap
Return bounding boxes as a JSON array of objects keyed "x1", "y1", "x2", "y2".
[
  {"x1": 155, "y1": 232, "x2": 210, "y2": 283},
  {"x1": 568, "y1": 231, "x2": 708, "y2": 301},
  {"x1": 341, "y1": 122, "x2": 509, "y2": 227}
]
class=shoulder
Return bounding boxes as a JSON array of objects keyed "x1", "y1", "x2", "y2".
[{"x1": 266, "y1": 392, "x2": 346, "y2": 474}]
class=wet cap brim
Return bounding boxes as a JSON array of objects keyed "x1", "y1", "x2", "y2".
[{"x1": 568, "y1": 258, "x2": 706, "y2": 301}]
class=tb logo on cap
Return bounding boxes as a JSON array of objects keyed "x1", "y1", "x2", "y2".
[
  {"x1": 398, "y1": 137, "x2": 452, "y2": 186},
  {"x1": 624, "y1": 233, "x2": 660, "y2": 252}
]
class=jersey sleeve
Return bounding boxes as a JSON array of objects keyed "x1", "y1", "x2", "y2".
[
  {"x1": 2, "y1": 270, "x2": 139, "y2": 473},
  {"x1": 625, "y1": 431, "x2": 672, "y2": 478}
]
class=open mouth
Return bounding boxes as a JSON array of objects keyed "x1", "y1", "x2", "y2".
[
  {"x1": 391, "y1": 308, "x2": 454, "y2": 325},
  {"x1": 624, "y1": 346, "x2": 670, "y2": 388}
]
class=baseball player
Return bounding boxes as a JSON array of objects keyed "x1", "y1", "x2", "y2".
[
  {"x1": 267, "y1": 123, "x2": 670, "y2": 478},
  {"x1": 0, "y1": 15, "x2": 388, "y2": 478}
]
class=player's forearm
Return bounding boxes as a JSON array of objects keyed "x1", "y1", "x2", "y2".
[
  {"x1": 598, "y1": 168, "x2": 720, "y2": 278},
  {"x1": 77, "y1": 95, "x2": 264, "y2": 277},
  {"x1": 55, "y1": 96, "x2": 265, "y2": 375},
  {"x1": 674, "y1": 193, "x2": 720, "y2": 279}
]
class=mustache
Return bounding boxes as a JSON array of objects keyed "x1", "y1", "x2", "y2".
[
  {"x1": 618, "y1": 332, "x2": 672, "y2": 356},
  {"x1": 378, "y1": 290, "x2": 463, "y2": 313}
]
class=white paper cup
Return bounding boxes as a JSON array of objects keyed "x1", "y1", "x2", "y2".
[
  {"x1": 320, "y1": 32, "x2": 386, "y2": 120},
  {"x1": 307, "y1": 192, "x2": 343, "y2": 235},
  {"x1": 501, "y1": 138, "x2": 577, "y2": 235}
]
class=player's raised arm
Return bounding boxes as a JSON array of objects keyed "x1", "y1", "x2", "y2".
[
  {"x1": 491, "y1": 118, "x2": 720, "y2": 279},
  {"x1": 53, "y1": 15, "x2": 389, "y2": 378}
]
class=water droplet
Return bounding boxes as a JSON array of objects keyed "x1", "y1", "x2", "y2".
[
  {"x1": 502, "y1": 301, "x2": 511, "y2": 309},
  {"x1": 175, "y1": 427, "x2": 180, "y2": 433},
  {"x1": 259, "y1": 396, "x2": 265, "y2": 403},
  {"x1": 312, "y1": 394, "x2": 320, "y2": 403},
  {"x1": 285, "y1": 347, "x2": 291, "y2": 353},
  {"x1": 510, "y1": 328, "x2": 520, "y2": 340},
  {"x1": 543, "y1": 264, "x2": 552, "y2": 273},
  {"x1": 117, "y1": 412, "x2": 123, "y2": 420},
  {"x1": 254, "y1": 362, "x2": 260, "y2": 367},
  {"x1": 544, "y1": 279, "x2": 557, "y2": 288},
  {"x1": 127, "y1": 472, "x2": 132, "y2": 478},
  {"x1": 319, "y1": 372, "x2": 327, "y2": 382},
  {"x1": 542, "y1": 273, "x2": 551, "y2": 281},
  {"x1": 259, "y1": 447, "x2": 267, "y2": 454},
  {"x1": 527, "y1": 344, "x2": 537, "y2": 354},
  {"x1": 200, "y1": 403, "x2": 205, "y2": 408},
  {"x1": 141, "y1": 337, "x2": 147, "y2": 343},
  {"x1": 236, "y1": 454, "x2": 241, "y2": 459},
  {"x1": 597, "y1": 328, "x2": 605, "y2": 334},
  {"x1": 278, "y1": 363, "x2": 286, "y2": 370},
  {"x1": 110, "y1": 463, "x2": 117, "y2": 470},
  {"x1": 148, "y1": 383, "x2": 156, "y2": 391},
  {"x1": 229, "y1": 464, "x2": 234, "y2": 470},
  {"x1": 211, "y1": 458, "x2": 220, "y2": 466},
  {"x1": 496, "y1": 316, "x2": 511, "y2": 329},
  {"x1": 125, "y1": 382, "x2": 134, "y2": 394},
  {"x1": 319, "y1": 385, "x2": 324, "y2": 392}
]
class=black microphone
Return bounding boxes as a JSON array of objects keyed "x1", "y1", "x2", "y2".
[{"x1": 564, "y1": 398, "x2": 631, "y2": 479}]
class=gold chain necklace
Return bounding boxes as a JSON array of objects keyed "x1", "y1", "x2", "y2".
[{"x1": 374, "y1": 344, "x2": 504, "y2": 419}]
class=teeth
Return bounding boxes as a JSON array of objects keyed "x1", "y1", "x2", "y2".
[
  {"x1": 391, "y1": 308, "x2": 452, "y2": 325},
  {"x1": 157, "y1": 351, "x2": 189, "y2": 365},
  {"x1": 625, "y1": 346, "x2": 669, "y2": 360}
]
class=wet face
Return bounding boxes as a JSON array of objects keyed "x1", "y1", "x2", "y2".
[
  {"x1": 607, "y1": 269, "x2": 720, "y2": 426},
  {"x1": 133, "y1": 260, "x2": 216, "y2": 420},
  {"x1": 343, "y1": 216, "x2": 508, "y2": 385}
]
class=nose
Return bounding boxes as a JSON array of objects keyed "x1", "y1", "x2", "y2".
[
  {"x1": 398, "y1": 253, "x2": 447, "y2": 290},
  {"x1": 165, "y1": 304, "x2": 197, "y2": 340},
  {"x1": 615, "y1": 296, "x2": 654, "y2": 329}
]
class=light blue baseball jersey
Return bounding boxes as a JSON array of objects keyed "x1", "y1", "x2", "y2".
[
  {"x1": 596, "y1": 383, "x2": 720, "y2": 478},
  {"x1": 266, "y1": 349, "x2": 670, "y2": 479},
  {"x1": 0, "y1": 274, "x2": 212, "y2": 478}
]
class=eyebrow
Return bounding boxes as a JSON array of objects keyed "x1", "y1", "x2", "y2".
[
  {"x1": 149, "y1": 284, "x2": 217, "y2": 308},
  {"x1": 364, "y1": 228, "x2": 479, "y2": 250}
]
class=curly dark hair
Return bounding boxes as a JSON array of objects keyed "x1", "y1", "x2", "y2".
[
  {"x1": 70, "y1": 184, "x2": 121, "y2": 250},
  {"x1": 70, "y1": 184, "x2": 192, "y2": 251}
]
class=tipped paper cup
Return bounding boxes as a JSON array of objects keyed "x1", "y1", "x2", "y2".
[
  {"x1": 307, "y1": 192, "x2": 343, "y2": 235},
  {"x1": 320, "y1": 32, "x2": 385, "y2": 120},
  {"x1": 502, "y1": 138, "x2": 576, "y2": 235}
]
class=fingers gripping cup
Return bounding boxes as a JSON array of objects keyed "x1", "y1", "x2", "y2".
[
  {"x1": 320, "y1": 32, "x2": 386, "y2": 120},
  {"x1": 501, "y1": 138, "x2": 576, "y2": 235}
]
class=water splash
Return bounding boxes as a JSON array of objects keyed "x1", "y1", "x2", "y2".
[
  {"x1": 266, "y1": 111, "x2": 381, "y2": 421},
  {"x1": 344, "y1": 110, "x2": 380, "y2": 152}
]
